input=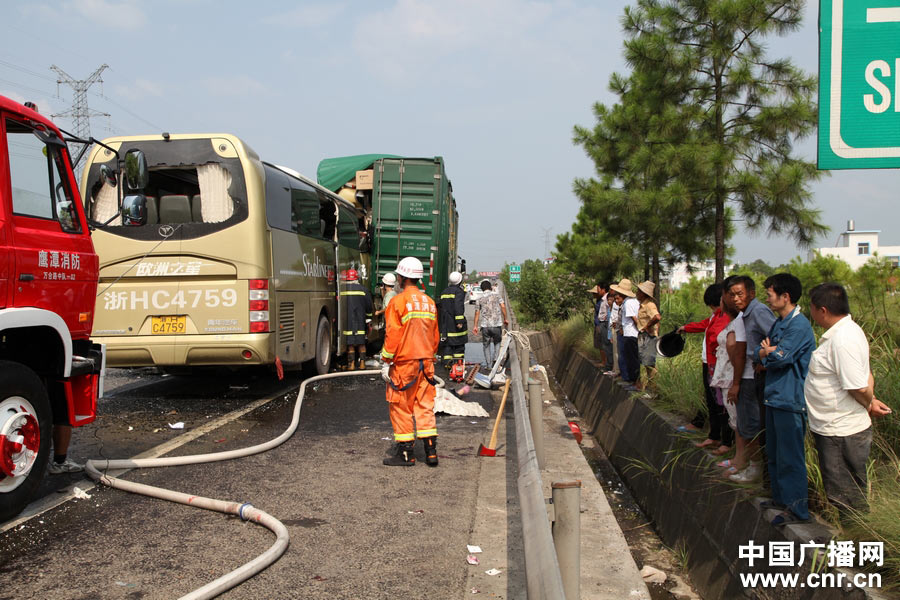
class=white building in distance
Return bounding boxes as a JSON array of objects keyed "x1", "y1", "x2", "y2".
[
  {"x1": 810, "y1": 221, "x2": 900, "y2": 270},
  {"x1": 665, "y1": 259, "x2": 734, "y2": 289}
]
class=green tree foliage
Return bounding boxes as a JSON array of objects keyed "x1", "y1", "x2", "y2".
[
  {"x1": 733, "y1": 258, "x2": 776, "y2": 277},
  {"x1": 623, "y1": 0, "x2": 827, "y2": 281},
  {"x1": 515, "y1": 260, "x2": 553, "y2": 323}
]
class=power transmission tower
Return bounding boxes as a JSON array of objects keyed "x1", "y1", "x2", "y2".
[
  {"x1": 541, "y1": 226, "x2": 552, "y2": 259},
  {"x1": 50, "y1": 64, "x2": 110, "y2": 172}
]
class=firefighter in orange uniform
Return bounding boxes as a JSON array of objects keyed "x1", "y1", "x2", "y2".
[{"x1": 380, "y1": 257, "x2": 441, "y2": 466}]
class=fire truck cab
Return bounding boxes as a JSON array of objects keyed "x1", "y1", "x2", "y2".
[{"x1": 0, "y1": 95, "x2": 105, "y2": 521}]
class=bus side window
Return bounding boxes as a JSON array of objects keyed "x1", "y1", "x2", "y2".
[
  {"x1": 318, "y1": 194, "x2": 336, "y2": 242},
  {"x1": 290, "y1": 181, "x2": 320, "y2": 238},
  {"x1": 337, "y1": 207, "x2": 359, "y2": 249}
]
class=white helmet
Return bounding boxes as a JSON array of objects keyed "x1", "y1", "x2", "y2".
[
  {"x1": 381, "y1": 272, "x2": 397, "y2": 286},
  {"x1": 395, "y1": 256, "x2": 424, "y2": 279},
  {"x1": 449, "y1": 271, "x2": 462, "y2": 285}
]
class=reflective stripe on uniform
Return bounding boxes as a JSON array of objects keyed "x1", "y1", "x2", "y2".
[
  {"x1": 340, "y1": 290, "x2": 366, "y2": 296},
  {"x1": 394, "y1": 432, "x2": 416, "y2": 442},
  {"x1": 342, "y1": 330, "x2": 366, "y2": 335},
  {"x1": 381, "y1": 349, "x2": 395, "y2": 359},
  {"x1": 440, "y1": 294, "x2": 455, "y2": 299},
  {"x1": 455, "y1": 315, "x2": 465, "y2": 319},
  {"x1": 452, "y1": 352, "x2": 464, "y2": 358},
  {"x1": 447, "y1": 331, "x2": 467, "y2": 337},
  {"x1": 401, "y1": 311, "x2": 437, "y2": 324},
  {"x1": 416, "y1": 428, "x2": 437, "y2": 437}
]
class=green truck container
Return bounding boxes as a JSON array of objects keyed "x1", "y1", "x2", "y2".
[{"x1": 317, "y1": 155, "x2": 459, "y2": 299}]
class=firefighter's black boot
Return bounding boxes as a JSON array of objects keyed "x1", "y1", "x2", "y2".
[
  {"x1": 422, "y1": 436, "x2": 438, "y2": 467},
  {"x1": 383, "y1": 441, "x2": 416, "y2": 466}
]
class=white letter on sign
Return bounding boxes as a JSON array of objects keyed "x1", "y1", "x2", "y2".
[{"x1": 864, "y1": 60, "x2": 892, "y2": 113}]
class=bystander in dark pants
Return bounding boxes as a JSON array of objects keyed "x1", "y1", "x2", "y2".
[
  {"x1": 622, "y1": 336, "x2": 639, "y2": 384},
  {"x1": 703, "y1": 364, "x2": 733, "y2": 446},
  {"x1": 616, "y1": 329, "x2": 626, "y2": 377},
  {"x1": 766, "y1": 407, "x2": 809, "y2": 520},
  {"x1": 755, "y1": 370, "x2": 767, "y2": 446},
  {"x1": 813, "y1": 428, "x2": 872, "y2": 514}
]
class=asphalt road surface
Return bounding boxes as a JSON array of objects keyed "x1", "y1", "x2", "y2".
[{"x1": 0, "y1": 305, "x2": 508, "y2": 600}]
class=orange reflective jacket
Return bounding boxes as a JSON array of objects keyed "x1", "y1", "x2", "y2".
[{"x1": 381, "y1": 285, "x2": 440, "y2": 362}]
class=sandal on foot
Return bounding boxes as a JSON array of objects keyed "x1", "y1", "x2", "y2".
[
  {"x1": 716, "y1": 459, "x2": 734, "y2": 468},
  {"x1": 771, "y1": 512, "x2": 811, "y2": 527},
  {"x1": 760, "y1": 499, "x2": 786, "y2": 510},
  {"x1": 711, "y1": 445, "x2": 732, "y2": 455},
  {"x1": 693, "y1": 439, "x2": 717, "y2": 448}
]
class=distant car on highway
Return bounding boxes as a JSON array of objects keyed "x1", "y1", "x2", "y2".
[{"x1": 468, "y1": 287, "x2": 486, "y2": 305}]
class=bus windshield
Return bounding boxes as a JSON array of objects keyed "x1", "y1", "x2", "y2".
[{"x1": 83, "y1": 137, "x2": 248, "y2": 240}]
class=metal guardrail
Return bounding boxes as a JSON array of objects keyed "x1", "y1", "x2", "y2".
[{"x1": 503, "y1": 287, "x2": 567, "y2": 599}]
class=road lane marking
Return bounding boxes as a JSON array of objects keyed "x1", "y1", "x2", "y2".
[{"x1": 1, "y1": 387, "x2": 294, "y2": 533}]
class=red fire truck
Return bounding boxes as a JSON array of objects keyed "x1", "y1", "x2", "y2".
[{"x1": 0, "y1": 95, "x2": 105, "y2": 520}]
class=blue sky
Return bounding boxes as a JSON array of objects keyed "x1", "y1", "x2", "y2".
[{"x1": 2, "y1": 0, "x2": 897, "y2": 271}]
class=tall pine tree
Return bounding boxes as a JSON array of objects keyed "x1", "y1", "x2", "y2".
[{"x1": 623, "y1": 0, "x2": 826, "y2": 281}]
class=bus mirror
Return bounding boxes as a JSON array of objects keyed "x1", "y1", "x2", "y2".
[
  {"x1": 460, "y1": 258, "x2": 466, "y2": 274},
  {"x1": 100, "y1": 164, "x2": 118, "y2": 187},
  {"x1": 122, "y1": 194, "x2": 148, "y2": 226},
  {"x1": 123, "y1": 149, "x2": 149, "y2": 191}
]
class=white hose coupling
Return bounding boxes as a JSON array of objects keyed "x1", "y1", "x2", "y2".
[{"x1": 238, "y1": 502, "x2": 254, "y2": 521}]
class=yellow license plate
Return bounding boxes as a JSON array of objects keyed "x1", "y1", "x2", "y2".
[{"x1": 151, "y1": 315, "x2": 186, "y2": 334}]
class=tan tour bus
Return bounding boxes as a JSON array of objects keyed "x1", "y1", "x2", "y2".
[{"x1": 80, "y1": 133, "x2": 373, "y2": 374}]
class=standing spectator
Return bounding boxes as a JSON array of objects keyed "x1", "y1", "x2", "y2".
[
  {"x1": 678, "y1": 284, "x2": 734, "y2": 453},
  {"x1": 805, "y1": 283, "x2": 891, "y2": 518},
  {"x1": 438, "y1": 271, "x2": 468, "y2": 368},
  {"x1": 606, "y1": 292, "x2": 621, "y2": 377},
  {"x1": 610, "y1": 279, "x2": 640, "y2": 388},
  {"x1": 756, "y1": 273, "x2": 816, "y2": 525},
  {"x1": 722, "y1": 275, "x2": 773, "y2": 483},
  {"x1": 590, "y1": 283, "x2": 613, "y2": 371},
  {"x1": 635, "y1": 281, "x2": 661, "y2": 391},
  {"x1": 709, "y1": 293, "x2": 742, "y2": 463},
  {"x1": 472, "y1": 280, "x2": 508, "y2": 368},
  {"x1": 728, "y1": 275, "x2": 776, "y2": 448}
]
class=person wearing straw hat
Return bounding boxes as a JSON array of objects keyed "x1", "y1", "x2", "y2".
[
  {"x1": 589, "y1": 282, "x2": 613, "y2": 371},
  {"x1": 610, "y1": 278, "x2": 640, "y2": 388},
  {"x1": 635, "y1": 280, "x2": 661, "y2": 391}
]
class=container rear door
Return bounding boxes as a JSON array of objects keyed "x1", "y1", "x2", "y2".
[{"x1": 372, "y1": 158, "x2": 442, "y2": 298}]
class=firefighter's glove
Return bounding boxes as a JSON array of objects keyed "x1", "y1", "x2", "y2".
[
  {"x1": 381, "y1": 364, "x2": 391, "y2": 383},
  {"x1": 456, "y1": 324, "x2": 463, "y2": 331},
  {"x1": 440, "y1": 336, "x2": 447, "y2": 343}
]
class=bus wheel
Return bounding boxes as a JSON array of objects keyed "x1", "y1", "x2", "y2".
[
  {"x1": 0, "y1": 361, "x2": 52, "y2": 521},
  {"x1": 314, "y1": 315, "x2": 333, "y2": 375}
]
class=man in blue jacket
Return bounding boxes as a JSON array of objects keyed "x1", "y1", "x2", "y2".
[{"x1": 757, "y1": 273, "x2": 816, "y2": 526}]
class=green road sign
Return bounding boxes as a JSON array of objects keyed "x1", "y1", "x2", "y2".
[
  {"x1": 819, "y1": 1, "x2": 900, "y2": 169},
  {"x1": 510, "y1": 273, "x2": 521, "y2": 282},
  {"x1": 509, "y1": 265, "x2": 521, "y2": 273}
]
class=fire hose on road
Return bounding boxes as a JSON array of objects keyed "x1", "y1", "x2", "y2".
[{"x1": 86, "y1": 368, "x2": 404, "y2": 600}]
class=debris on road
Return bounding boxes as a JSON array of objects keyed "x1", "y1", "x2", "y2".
[
  {"x1": 640, "y1": 565, "x2": 667, "y2": 584},
  {"x1": 466, "y1": 555, "x2": 479, "y2": 565},
  {"x1": 484, "y1": 568, "x2": 502, "y2": 576},
  {"x1": 168, "y1": 422, "x2": 185, "y2": 429},
  {"x1": 467, "y1": 544, "x2": 482, "y2": 554},
  {"x1": 72, "y1": 487, "x2": 92, "y2": 500}
]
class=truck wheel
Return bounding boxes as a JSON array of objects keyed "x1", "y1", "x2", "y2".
[
  {"x1": 314, "y1": 315, "x2": 333, "y2": 375},
  {"x1": 0, "y1": 361, "x2": 52, "y2": 522}
]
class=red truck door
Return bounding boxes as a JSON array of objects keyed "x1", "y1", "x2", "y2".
[{"x1": 1, "y1": 115, "x2": 97, "y2": 339}]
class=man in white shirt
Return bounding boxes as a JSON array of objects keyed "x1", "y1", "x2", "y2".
[
  {"x1": 805, "y1": 283, "x2": 891, "y2": 515},
  {"x1": 610, "y1": 278, "x2": 640, "y2": 387}
]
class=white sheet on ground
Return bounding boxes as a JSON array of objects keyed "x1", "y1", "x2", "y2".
[{"x1": 434, "y1": 388, "x2": 489, "y2": 417}]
